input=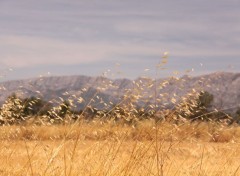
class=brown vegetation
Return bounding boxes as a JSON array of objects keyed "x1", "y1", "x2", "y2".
[
  {"x1": 0, "y1": 120, "x2": 240, "y2": 175},
  {"x1": 0, "y1": 59, "x2": 240, "y2": 175}
]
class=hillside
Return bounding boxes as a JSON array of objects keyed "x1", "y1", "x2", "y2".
[{"x1": 0, "y1": 72, "x2": 239, "y2": 112}]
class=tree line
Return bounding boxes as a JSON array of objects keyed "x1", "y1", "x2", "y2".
[{"x1": 0, "y1": 91, "x2": 239, "y2": 125}]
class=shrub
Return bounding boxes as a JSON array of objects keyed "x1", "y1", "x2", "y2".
[{"x1": 0, "y1": 94, "x2": 25, "y2": 124}]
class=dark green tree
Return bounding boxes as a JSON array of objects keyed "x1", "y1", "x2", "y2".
[
  {"x1": 233, "y1": 107, "x2": 240, "y2": 124},
  {"x1": 58, "y1": 100, "x2": 71, "y2": 118},
  {"x1": 187, "y1": 91, "x2": 214, "y2": 121},
  {"x1": 197, "y1": 91, "x2": 214, "y2": 109},
  {"x1": 236, "y1": 108, "x2": 240, "y2": 116},
  {"x1": 22, "y1": 96, "x2": 52, "y2": 116}
]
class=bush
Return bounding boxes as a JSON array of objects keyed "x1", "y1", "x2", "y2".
[
  {"x1": 22, "y1": 96, "x2": 52, "y2": 116},
  {"x1": 0, "y1": 94, "x2": 25, "y2": 124}
]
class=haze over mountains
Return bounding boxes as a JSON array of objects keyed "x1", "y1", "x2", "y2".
[{"x1": 0, "y1": 72, "x2": 239, "y2": 112}]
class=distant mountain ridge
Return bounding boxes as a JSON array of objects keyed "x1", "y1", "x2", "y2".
[{"x1": 0, "y1": 72, "x2": 239, "y2": 112}]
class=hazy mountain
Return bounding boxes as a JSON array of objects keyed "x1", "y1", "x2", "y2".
[{"x1": 0, "y1": 72, "x2": 239, "y2": 112}]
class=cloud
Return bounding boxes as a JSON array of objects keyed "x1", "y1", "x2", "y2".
[
  {"x1": 0, "y1": 35, "x2": 111, "y2": 67},
  {"x1": 0, "y1": 0, "x2": 239, "y2": 79},
  {"x1": 0, "y1": 35, "x2": 172, "y2": 66},
  {"x1": 0, "y1": 31, "x2": 239, "y2": 69}
]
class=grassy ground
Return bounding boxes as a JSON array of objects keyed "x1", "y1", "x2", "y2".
[{"x1": 0, "y1": 121, "x2": 240, "y2": 176}]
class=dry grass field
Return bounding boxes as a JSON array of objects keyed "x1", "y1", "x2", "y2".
[
  {"x1": 0, "y1": 120, "x2": 240, "y2": 176},
  {"x1": 0, "y1": 64, "x2": 239, "y2": 175}
]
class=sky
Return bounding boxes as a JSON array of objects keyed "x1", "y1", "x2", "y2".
[{"x1": 0, "y1": 0, "x2": 240, "y2": 81}]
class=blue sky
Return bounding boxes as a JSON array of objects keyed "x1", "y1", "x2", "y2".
[{"x1": 0, "y1": 0, "x2": 239, "y2": 80}]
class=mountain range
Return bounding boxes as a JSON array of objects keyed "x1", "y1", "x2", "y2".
[{"x1": 0, "y1": 72, "x2": 239, "y2": 113}]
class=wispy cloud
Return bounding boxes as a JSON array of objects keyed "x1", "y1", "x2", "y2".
[{"x1": 0, "y1": 0, "x2": 239, "y2": 79}]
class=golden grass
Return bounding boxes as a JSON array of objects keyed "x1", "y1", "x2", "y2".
[
  {"x1": 0, "y1": 57, "x2": 239, "y2": 175},
  {"x1": 0, "y1": 120, "x2": 240, "y2": 175},
  {"x1": 1, "y1": 120, "x2": 240, "y2": 142}
]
